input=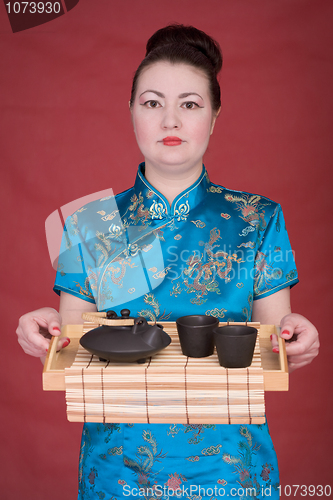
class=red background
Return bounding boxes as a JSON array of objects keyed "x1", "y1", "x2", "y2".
[{"x1": 1, "y1": 1, "x2": 332, "y2": 498}]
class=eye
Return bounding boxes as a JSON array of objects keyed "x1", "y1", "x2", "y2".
[
  {"x1": 143, "y1": 100, "x2": 161, "y2": 108},
  {"x1": 181, "y1": 101, "x2": 200, "y2": 109}
]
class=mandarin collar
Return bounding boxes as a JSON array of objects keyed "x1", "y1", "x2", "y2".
[{"x1": 132, "y1": 162, "x2": 211, "y2": 221}]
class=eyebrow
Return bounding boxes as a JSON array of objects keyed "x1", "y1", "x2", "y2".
[{"x1": 139, "y1": 90, "x2": 204, "y2": 100}]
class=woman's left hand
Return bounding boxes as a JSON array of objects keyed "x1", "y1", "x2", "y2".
[{"x1": 271, "y1": 313, "x2": 319, "y2": 373}]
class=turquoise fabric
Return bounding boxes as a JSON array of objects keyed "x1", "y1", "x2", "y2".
[{"x1": 54, "y1": 164, "x2": 298, "y2": 499}]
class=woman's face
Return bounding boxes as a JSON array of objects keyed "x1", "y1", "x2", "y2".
[{"x1": 131, "y1": 61, "x2": 218, "y2": 178}]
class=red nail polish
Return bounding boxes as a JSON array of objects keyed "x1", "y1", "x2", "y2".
[
  {"x1": 53, "y1": 327, "x2": 61, "y2": 333},
  {"x1": 273, "y1": 347, "x2": 279, "y2": 353},
  {"x1": 270, "y1": 335, "x2": 273, "y2": 341},
  {"x1": 281, "y1": 330, "x2": 289, "y2": 336},
  {"x1": 62, "y1": 338, "x2": 70, "y2": 348}
]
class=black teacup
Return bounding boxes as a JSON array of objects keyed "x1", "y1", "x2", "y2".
[
  {"x1": 213, "y1": 325, "x2": 258, "y2": 368},
  {"x1": 176, "y1": 315, "x2": 219, "y2": 358}
]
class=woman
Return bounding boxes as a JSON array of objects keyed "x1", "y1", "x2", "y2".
[{"x1": 17, "y1": 25, "x2": 319, "y2": 499}]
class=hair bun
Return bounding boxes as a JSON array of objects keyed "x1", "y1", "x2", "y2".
[{"x1": 145, "y1": 24, "x2": 222, "y2": 74}]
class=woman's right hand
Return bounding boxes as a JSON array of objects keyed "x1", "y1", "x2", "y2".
[{"x1": 16, "y1": 307, "x2": 69, "y2": 358}]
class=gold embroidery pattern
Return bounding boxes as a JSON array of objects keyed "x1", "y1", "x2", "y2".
[
  {"x1": 205, "y1": 308, "x2": 227, "y2": 319},
  {"x1": 191, "y1": 219, "x2": 206, "y2": 228},
  {"x1": 174, "y1": 200, "x2": 190, "y2": 221},
  {"x1": 150, "y1": 200, "x2": 167, "y2": 220}
]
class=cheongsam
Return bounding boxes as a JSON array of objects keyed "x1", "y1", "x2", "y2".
[{"x1": 54, "y1": 163, "x2": 298, "y2": 499}]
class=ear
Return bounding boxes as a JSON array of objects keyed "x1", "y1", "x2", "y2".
[
  {"x1": 129, "y1": 101, "x2": 134, "y2": 125},
  {"x1": 210, "y1": 107, "x2": 221, "y2": 135}
]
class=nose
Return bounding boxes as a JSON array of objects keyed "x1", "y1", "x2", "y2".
[{"x1": 161, "y1": 105, "x2": 181, "y2": 130}]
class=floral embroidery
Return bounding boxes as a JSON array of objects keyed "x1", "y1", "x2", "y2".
[
  {"x1": 108, "y1": 223, "x2": 123, "y2": 238},
  {"x1": 174, "y1": 200, "x2": 190, "y2": 221},
  {"x1": 149, "y1": 200, "x2": 167, "y2": 220},
  {"x1": 124, "y1": 242, "x2": 139, "y2": 257},
  {"x1": 220, "y1": 213, "x2": 231, "y2": 219},
  {"x1": 165, "y1": 472, "x2": 187, "y2": 492},
  {"x1": 260, "y1": 463, "x2": 274, "y2": 482}
]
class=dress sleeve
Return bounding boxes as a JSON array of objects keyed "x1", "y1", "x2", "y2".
[
  {"x1": 53, "y1": 213, "x2": 95, "y2": 304},
  {"x1": 253, "y1": 204, "x2": 299, "y2": 299}
]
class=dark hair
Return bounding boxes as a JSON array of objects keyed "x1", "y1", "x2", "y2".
[{"x1": 129, "y1": 24, "x2": 222, "y2": 112}]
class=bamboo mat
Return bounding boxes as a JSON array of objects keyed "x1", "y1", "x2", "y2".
[{"x1": 64, "y1": 322, "x2": 266, "y2": 424}]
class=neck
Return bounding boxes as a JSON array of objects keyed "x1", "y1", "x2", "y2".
[{"x1": 144, "y1": 162, "x2": 203, "y2": 206}]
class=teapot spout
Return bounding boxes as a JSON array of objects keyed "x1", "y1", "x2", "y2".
[
  {"x1": 131, "y1": 317, "x2": 148, "y2": 335},
  {"x1": 141, "y1": 325, "x2": 170, "y2": 349}
]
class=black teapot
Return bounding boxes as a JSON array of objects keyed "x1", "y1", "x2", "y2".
[{"x1": 80, "y1": 309, "x2": 171, "y2": 363}]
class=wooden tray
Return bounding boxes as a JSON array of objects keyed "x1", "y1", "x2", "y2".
[{"x1": 43, "y1": 322, "x2": 288, "y2": 392}]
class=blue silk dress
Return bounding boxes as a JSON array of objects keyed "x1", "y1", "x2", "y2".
[{"x1": 54, "y1": 163, "x2": 298, "y2": 499}]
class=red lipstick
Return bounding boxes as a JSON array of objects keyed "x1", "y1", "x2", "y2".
[{"x1": 163, "y1": 136, "x2": 182, "y2": 146}]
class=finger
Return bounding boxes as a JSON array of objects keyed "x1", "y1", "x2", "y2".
[
  {"x1": 56, "y1": 337, "x2": 71, "y2": 351},
  {"x1": 270, "y1": 333, "x2": 279, "y2": 349},
  {"x1": 16, "y1": 322, "x2": 50, "y2": 354},
  {"x1": 279, "y1": 324, "x2": 294, "y2": 341}
]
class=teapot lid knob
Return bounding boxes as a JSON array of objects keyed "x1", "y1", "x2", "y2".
[
  {"x1": 120, "y1": 309, "x2": 131, "y2": 318},
  {"x1": 106, "y1": 310, "x2": 118, "y2": 319}
]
